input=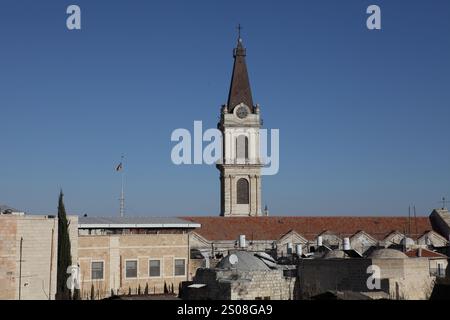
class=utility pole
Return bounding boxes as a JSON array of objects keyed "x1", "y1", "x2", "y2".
[
  {"x1": 18, "y1": 237, "x2": 23, "y2": 300},
  {"x1": 49, "y1": 226, "x2": 55, "y2": 300}
]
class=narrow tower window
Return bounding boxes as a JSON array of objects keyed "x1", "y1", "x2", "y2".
[
  {"x1": 237, "y1": 178, "x2": 249, "y2": 204},
  {"x1": 236, "y1": 135, "x2": 249, "y2": 161}
]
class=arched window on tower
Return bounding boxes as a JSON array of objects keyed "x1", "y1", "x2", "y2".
[
  {"x1": 237, "y1": 178, "x2": 249, "y2": 204},
  {"x1": 236, "y1": 135, "x2": 249, "y2": 162}
]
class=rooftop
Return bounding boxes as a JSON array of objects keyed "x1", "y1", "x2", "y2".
[
  {"x1": 369, "y1": 248, "x2": 408, "y2": 259},
  {"x1": 0, "y1": 204, "x2": 23, "y2": 214},
  {"x1": 405, "y1": 248, "x2": 448, "y2": 258},
  {"x1": 183, "y1": 216, "x2": 432, "y2": 241},
  {"x1": 78, "y1": 216, "x2": 201, "y2": 229},
  {"x1": 216, "y1": 251, "x2": 271, "y2": 271}
]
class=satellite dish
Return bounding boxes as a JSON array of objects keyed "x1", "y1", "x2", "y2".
[{"x1": 229, "y1": 254, "x2": 239, "y2": 265}]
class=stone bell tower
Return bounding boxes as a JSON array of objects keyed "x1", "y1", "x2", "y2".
[{"x1": 217, "y1": 35, "x2": 263, "y2": 217}]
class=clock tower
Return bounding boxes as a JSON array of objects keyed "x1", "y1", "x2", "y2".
[{"x1": 217, "y1": 35, "x2": 263, "y2": 217}]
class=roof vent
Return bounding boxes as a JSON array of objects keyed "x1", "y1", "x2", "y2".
[
  {"x1": 343, "y1": 238, "x2": 351, "y2": 250},
  {"x1": 317, "y1": 236, "x2": 323, "y2": 247},
  {"x1": 238, "y1": 235, "x2": 246, "y2": 248},
  {"x1": 296, "y1": 244, "x2": 303, "y2": 255}
]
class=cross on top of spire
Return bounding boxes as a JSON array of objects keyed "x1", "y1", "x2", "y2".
[
  {"x1": 237, "y1": 23, "x2": 243, "y2": 40},
  {"x1": 227, "y1": 24, "x2": 253, "y2": 110}
]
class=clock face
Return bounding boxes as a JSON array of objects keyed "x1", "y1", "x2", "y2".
[{"x1": 236, "y1": 106, "x2": 248, "y2": 119}]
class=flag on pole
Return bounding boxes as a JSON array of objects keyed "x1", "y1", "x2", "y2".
[{"x1": 115, "y1": 162, "x2": 123, "y2": 172}]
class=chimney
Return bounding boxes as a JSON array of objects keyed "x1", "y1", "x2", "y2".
[
  {"x1": 296, "y1": 244, "x2": 303, "y2": 256},
  {"x1": 317, "y1": 236, "x2": 323, "y2": 247},
  {"x1": 238, "y1": 235, "x2": 246, "y2": 249},
  {"x1": 343, "y1": 238, "x2": 351, "y2": 250}
]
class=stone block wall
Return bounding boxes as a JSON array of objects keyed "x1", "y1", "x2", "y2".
[
  {"x1": 298, "y1": 257, "x2": 436, "y2": 300},
  {"x1": 0, "y1": 214, "x2": 77, "y2": 300},
  {"x1": 77, "y1": 233, "x2": 190, "y2": 299},
  {"x1": 184, "y1": 268, "x2": 295, "y2": 300}
]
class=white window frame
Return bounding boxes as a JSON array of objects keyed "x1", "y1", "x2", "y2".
[
  {"x1": 90, "y1": 260, "x2": 105, "y2": 281},
  {"x1": 173, "y1": 258, "x2": 186, "y2": 277},
  {"x1": 148, "y1": 258, "x2": 162, "y2": 278},
  {"x1": 124, "y1": 259, "x2": 138, "y2": 279}
]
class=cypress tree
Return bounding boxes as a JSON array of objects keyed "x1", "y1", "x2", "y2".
[
  {"x1": 55, "y1": 190, "x2": 72, "y2": 300},
  {"x1": 72, "y1": 288, "x2": 81, "y2": 300},
  {"x1": 138, "y1": 284, "x2": 141, "y2": 295},
  {"x1": 144, "y1": 283, "x2": 149, "y2": 295},
  {"x1": 90, "y1": 284, "x2": 95, "y2": 300}
]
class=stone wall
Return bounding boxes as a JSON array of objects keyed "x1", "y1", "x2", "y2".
[
  {"x1": 77, "y1": 233, "x2": 190, "y2": 299},
  {"x1": 0, "y1": 216, "x2": 19, "y2": 299},
  {"x1": 229, "y1": 270, "x2": 295, "y2": 300},
  {"x1": 298, "y1": 259, "x2": 374, "y2": 298},
  {"x1": 183, "y1": 268, "x2": 295, "y2": 300},
  {"x1": 0, "y1": 215, "x2": 78, "y2": 300},
  {"x1": 298, "y1": 257, "x2": 436, "y2": 300}
]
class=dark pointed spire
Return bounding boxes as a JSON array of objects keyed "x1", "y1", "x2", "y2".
[{"x1": 227, "y1": 30, "x2": 254, "y2": 112}]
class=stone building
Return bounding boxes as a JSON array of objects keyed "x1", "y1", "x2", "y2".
[
  {"x1": 405, "y1": 248, "x2": 448, "y2": 278},
  {"x1": 181, "y1": 250, "x2": 296, "y2": 300},
  {"x1": 430, "y1": 208, "x2": 450, "y2": 241},
  {"x1": 77, "y1": 217, "x2": 200, "y2": 299},
  {"x1": 298, "y1": 248, "x2": 437, "y2": 300},
  {"x1": 0, "y1": 212, "x2": 78, "y2": 300}
]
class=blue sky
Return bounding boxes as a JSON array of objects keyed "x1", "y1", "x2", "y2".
[{"x1": 0, "y1": 0, "x2": 449, "y2": 217}]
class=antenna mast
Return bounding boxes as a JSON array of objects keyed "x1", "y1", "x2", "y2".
[
  {"x1": 117, "y1": 154, "x2": 125, "y2": 217},
  {"x1": 408, "y1": 206, "x2": 411, "y2": 237},
  {"x1": 413, "y1": 205, "x2": 418, "y2": 237},
  {"x1": 440, "y1": 197, "x2": 448, "y2": 210}
]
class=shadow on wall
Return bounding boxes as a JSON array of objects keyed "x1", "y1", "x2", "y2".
[{"x1": 430, "y1": 264, "x2": 450, "y2": 300}]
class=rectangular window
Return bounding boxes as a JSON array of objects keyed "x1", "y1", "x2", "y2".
[
  {"x1": 126, "y1": 260, "x2": 138, "y2": 278},
  {"x1": 149, "y1": 260, "x2": 161, "y2": 277},
  {"x1": 174, "y1": 259, "x2": 185, "y2": 276},
  {"x1": 91, "y1": 261, "x2": 104, "y2": 280}
]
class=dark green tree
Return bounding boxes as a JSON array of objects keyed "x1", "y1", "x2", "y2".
[
  {"x1": 72, "y1": 288, "x2": 81, "y2": 300},
  {"x1": 90, "y1": 284, "x2": 95, "y2": 300},
  {"x1": 144, "y1": 283, "x2": 149, "y2": 295},
  {"x1": 164, "y1": 282, "x2": 168, "y2": 294},
  {"x1": 138, "y1": 284, "x2": 141, "y2": 295},
  {"x1": 55, "y1": 190, "x2": 72, "y2": 300}
]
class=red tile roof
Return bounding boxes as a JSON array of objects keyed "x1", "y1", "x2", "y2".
[
  {"x1": 405, "y1": 248, "x2": 447, "y2": 258},
  {"x1": 183, "y1": 216, "x2": 432, "y2": 241}
]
